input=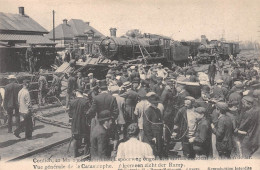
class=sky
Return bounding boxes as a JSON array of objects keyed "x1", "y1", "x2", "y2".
[{"x1": 0, "y1": 0, "x2": 259, "y2": 42}]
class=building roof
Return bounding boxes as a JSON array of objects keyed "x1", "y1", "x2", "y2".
[
  {"x1": 46, "y1": 19, "x2": 105, "y2": 40},
  {"x1": 0, "y1": 12, "x2": 48, "y2": 34},
  {"x1": 0, "y1": 34, "x2": 56, "y2": 45}
]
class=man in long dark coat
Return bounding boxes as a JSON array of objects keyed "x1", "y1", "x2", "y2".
[
  {"x1": 4, "y1": 75, "x2": 21, "y2": 133},
  {"x1": 87, "y1": 85, "x2": 119, "y2": 151},
  {"x1": 143, "y1": 92, "x2": 163, "y2": 158},
  {"x1": 68, "y1": 88, "x2": 90, "y2": 157},
  {"x1": 161, "y1": 79, "x2": 177, "y2": 155}
]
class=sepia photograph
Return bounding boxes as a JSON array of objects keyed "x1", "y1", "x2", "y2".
[{"x1": 0, "y1": 0, "x2": 259, "y2": 169}]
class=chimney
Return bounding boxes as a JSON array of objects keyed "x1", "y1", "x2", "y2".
[
  {"x1": 110, "y1": 28, "x2": 117, "y2": 37},
  {"x1": 201, "y1": 35, "x2": 207, "y2": 45},
  {"x1": 63, "y1": 19, "x2": 68, "y2": 25},
  {"x1": 85, "y1": 22, "x2": 90, "y2": 26},
  {"x1": 19, "y1": 7, "x2": 25, "y2": 15}
]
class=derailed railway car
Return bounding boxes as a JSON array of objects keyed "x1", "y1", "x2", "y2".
[{"x1": 99, "y1": 34, "x2": 190, "y2": 66}]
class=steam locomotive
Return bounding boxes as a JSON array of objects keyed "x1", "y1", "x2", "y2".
[
  {"x1": 99, "y1": 34, "x2": 190, "y2": 66},
  {"x1": 194, "y1": 39, "x2": 240, "y2": 64}
]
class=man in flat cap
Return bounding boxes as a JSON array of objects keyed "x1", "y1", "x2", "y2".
[
  {"x1": 211, "y1": 79, "x2": 228, "y2": 101},
  {"x1": 189, "y1": 107, "x2": 212, "y2": 158},
  {"x1": 228, "y1": 83, "x2": 243, "y2": 111},
  {"x1": 211, "y1": 102, "x2": 234, "y2": 159},
  {"x1": 90, "y1": 110, "x2": 113, "y2": 161},
  {"x1": 13, "y1": 80, "x2": 33, "y2": 139},
  {"x1": 152, "y1": 76, "x2": 165, "y2": 99},
  {"x1": 116, "y1": 123, "x2": 155, "y2": 159},
  {"x1": 4, "y1": 75, "x2": 21, "y2": 133},
  {"x1": 143, "y1": 92, "x2": 163, "y2": 158},
  {"x1": 68, "y1": 87, "x2": 90, "y2": 157}
]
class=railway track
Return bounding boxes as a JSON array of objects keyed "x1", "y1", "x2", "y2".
[{"x1": 0, "y1": 101, "x2": 74, "y2": 162}]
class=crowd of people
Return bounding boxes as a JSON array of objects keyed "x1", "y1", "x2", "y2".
[
  {"x1": 0, "y1": 55, "x2": 259, "y2": 161},
  {"x1": 64, "y1": 57, "x2": 260, "y2": 160}
]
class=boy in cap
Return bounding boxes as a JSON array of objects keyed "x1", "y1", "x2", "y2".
[
  {"x1": 90, "y1": 110, "x2": 113, "y2": 161},
  {"x1": 116, "y1": 123, "x2": 155, "y2": 159},
  {"x1": 4, "y1": 75, "x2": 21, "y2": 133}
]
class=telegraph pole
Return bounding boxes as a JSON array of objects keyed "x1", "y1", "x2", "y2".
[{"x1": 53, "y1": 10, "x2": 55, "y2": 42}]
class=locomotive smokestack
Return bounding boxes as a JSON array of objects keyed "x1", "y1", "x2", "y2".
[
  {"x1": 63, "y1": 19, "x2": 68, "y2": 25},
  {"x1": 19, "y1": 7, "x2": 25, "y2": 16},
  {"x1": 110, "y1": 28, "x2": 117, "y2": 37}
]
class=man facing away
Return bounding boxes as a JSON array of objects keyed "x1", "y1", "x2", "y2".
[
  {"x1": 14, "y1": 80, "x2": 33, "y2": 140},
  {"x1": 116, "y1": 123, "x2": 155, "y2": 159},
  {"x1": 90, "y1": 110, "x2": 113, "y2": 161},
  {"x1": 68, "y1": 88, "x2": 90, "y2": 157},
  {"x1": 4, "y1": 75, "x2": 21, "y2": 133}
]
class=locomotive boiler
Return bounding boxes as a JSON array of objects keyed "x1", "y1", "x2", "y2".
[{"x1": 99, "y1": 35, "x2": 190, "y2": 66}]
